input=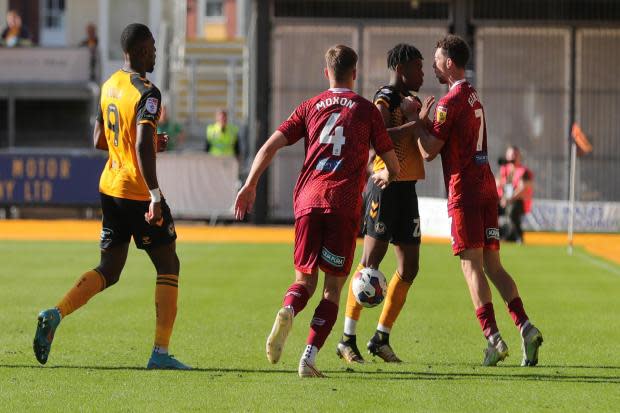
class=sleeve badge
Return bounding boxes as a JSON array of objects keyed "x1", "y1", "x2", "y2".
[
  {"x1": 436, "y1": 105, "x2": 448, "y2": 124},
  {"x1": 146, "y1": 97, "x2": 159, "y2": 115}
]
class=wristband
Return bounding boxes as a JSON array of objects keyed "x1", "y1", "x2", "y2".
[{"x1": 149, "y1": 188, "x2": 161, "y2": 202}]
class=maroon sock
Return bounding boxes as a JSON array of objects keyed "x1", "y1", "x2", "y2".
[
  {"x1": 282, "y1": 283, "x2": 310, "y2": 316},
  {"x1": 507, "y1": 297, "x2": 529, "y2": 330},
  {"x1": 475, "y1": 302, "x2": 499, "y2": 339},
  {"x1": 306, "y1": 299, "x2": 339, "y2": 350}
]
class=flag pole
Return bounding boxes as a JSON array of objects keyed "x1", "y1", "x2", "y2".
[{"x1": 567, "y1": 140, "x2": 577, "y2": 255}]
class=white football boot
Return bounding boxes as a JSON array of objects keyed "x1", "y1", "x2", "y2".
[
  {"x1": 298, "y1": 345, "x2": 325, "y2": 378},
  {"x1": 521, "y1": 324, "x2": 543, "y2": 366},
  {"x1": 482, "y1": 337, "x2": 509, "y2": 366},
  {"x1": 266, "y1": 306, "x2": 293, "y2": 364}
]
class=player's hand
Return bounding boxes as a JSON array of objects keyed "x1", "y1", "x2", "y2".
[
  {"x1": 156, "y1": 133, "x2": 169, "y2": 152},
  {"x1": 500, "y1": 198, "x2": 508, "y2": 208},
  {"x1": 234, "y1": 184, "x2": 256, "y2": 220},
  {"x1": 419, "y1": 96, "x2": 436, "y2": 122},
  {"x1": 145, "y1": 201, "x2": 163, "y2": 226},
  {"x1": 371, "y1": 169, "x2": 391, "y2": 190},
  {"x1": 400, "y1": 96, "x2": 422, "y2": 120}
]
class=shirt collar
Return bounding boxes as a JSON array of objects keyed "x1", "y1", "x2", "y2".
[
  {"x1": 328, "y1": 88, "x2": 351, "y2": 93},
  {"x1": 450, "y1": 79, "x2": 467, "y2": 90}
]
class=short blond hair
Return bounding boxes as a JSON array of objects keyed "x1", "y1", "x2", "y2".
[{"x1": 325, "y1": 45, "x2": 358, "y2": 82}]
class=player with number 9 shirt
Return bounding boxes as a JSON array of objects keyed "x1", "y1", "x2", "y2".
[
  {"x1": 234, "y1": 44, "x2": 399, "y2": 378},
  {"x1": 33, "y1": 23, "x2": 190, "y2": 370}
]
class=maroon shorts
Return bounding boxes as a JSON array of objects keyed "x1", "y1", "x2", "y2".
[
  {"x1": 294, "y1": 212, "x2": 359, "y2": 277},
  {"x1": 448, "y1": 201, "x2": 500, "y2": 256}
]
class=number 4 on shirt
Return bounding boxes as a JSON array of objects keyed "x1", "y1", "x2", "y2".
[{"x1": 319, "y1": 112, "x2": 346, "y2": 156}]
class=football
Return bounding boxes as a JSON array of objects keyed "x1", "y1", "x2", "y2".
[{"x1": 351, "y1": 267, "x2": 387, "y2": 308}]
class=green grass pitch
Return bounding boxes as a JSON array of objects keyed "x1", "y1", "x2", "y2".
[{"x1": 0, "y1": 239, "x2": 619, "y2": 411}]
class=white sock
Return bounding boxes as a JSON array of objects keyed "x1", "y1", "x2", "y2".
[
  {"x1": 301, "y1": 345, "x2": 318, "y2": 364},
  {"x1": 54, "y1": 307, "x2": 63, "y2": 321},
  {"x1": 377, "y1": 324, "x2": 391, "y2": 334},
  {"x1": 520, "y1": 320, "x2": 532, "y2": 337},
  {"x1": 488, "y1": 332, "x2": 502, "y2": 346},
  {"x1": 343, "y1": 317, "x2": 357, "y2": 336},
  {"x1": 284, "y1": 304, "x2": 295, "y2": 317},
  {"x1": 153, "y1": 345, "x2": 168, "y2": 354}
]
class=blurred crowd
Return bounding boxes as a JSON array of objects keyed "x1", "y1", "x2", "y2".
[{"x1": 1, "y1": 10, "x2": 31, "y2": 47}]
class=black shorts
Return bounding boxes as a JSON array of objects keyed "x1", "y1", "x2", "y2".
[
  {"x1": 362, "y1": 180, "x2": 421, "y2": 245},
  {"x1": 100, "y1": 193, "x2": 177, "y2": 250}
]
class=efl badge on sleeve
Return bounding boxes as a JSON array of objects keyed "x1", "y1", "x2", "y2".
[
  {"x1": 146, "y1": 97, "x2": 159, "y2": 114},
  {"x1": 436, "y1": 105, "x2": 448, "y2": 125}
]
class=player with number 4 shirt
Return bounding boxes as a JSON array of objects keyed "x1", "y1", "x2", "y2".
[
  {"x1": 235, "y1": 45, "x2": 399, "y2": 378},
  {"x1": 413, "y1": 34, "x2": 543, "y2": 367}
]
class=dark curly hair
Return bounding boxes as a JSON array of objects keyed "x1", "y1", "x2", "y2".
[
  {"x1": 387, "y1": 43, "x2": 423, "y2": 70},
  {"x1": 436, "y1": 35, "x2": 470, "y2": 68}
]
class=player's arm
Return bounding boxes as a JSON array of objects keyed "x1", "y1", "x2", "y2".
[
  {"x1": 418, "y1": 100, "x2": 456, "y2": 162},
  {"x1": 136, "y1": 123, "x2": 162, "y2": 225},
  {"x1": 93, "y1": 103, "x2": 107, "y2": 150},
  {"x1": 235, "y1": 131, "x2": 288, "y2": 220},
  {"x1": 417, "y1": 128, "x2": 445, "y2": 162},
  {"x1": 417, "y1": 96, "x2": 436, "y2": 130},
  {"x1": 93, "y1": 120, "x2": 107, "y2": 151},
  {"x1": 371, "y1": 149, "x2": 400, "y2": 189},
  {"x1": 376, "y1": 102, "x2": 410, "y2": 144},
  {"x1": 383, "y1": 96, "x2": 435, "y2": 142},
  {"x1": 369, "y1": 106, "x2": 400, "y2": 189},
  {"x1": 134, "y1": 86, "x2": 164, "y2": 224}
]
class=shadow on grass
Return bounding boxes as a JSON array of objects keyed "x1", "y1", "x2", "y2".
[
  {"x1": 428, "y1": 362, "x2": 620, "y2": 370},
  {"x1": 337, "y1": 368, "x2": 620, "y2": 384},
  {"x1": 1, "y1": 364, "x2": 618, "y2": 384},
  {"x1": 0, "y1": 364, "x2": 293, "y2": 374}
]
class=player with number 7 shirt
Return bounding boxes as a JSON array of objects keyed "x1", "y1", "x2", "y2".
[
  {"x1": 411, "y1": 34, "x2": 543, "y2": 367},
  {"x1": 234, "y1": 44, "x2": 399, "y2": 378}
]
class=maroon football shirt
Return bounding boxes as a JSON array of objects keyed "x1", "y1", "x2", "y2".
[
  {"x1": 278, "y1": 88, "x2": 393, "y2": 219},
  {"x1": 431, "y1": 80, "x2": 499, "y2": 208}
]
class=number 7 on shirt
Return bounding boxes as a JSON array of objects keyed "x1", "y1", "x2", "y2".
[{"x1": 474, "y1": 108, "x2": 484, "y2": 151}]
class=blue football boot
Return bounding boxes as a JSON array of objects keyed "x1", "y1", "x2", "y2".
[
  {"x1": 33, "y1": 308, "x2": 62, "y2": 365},
  {"x1": 147, "y1": 352, "x2": 192, "y2": 370}
]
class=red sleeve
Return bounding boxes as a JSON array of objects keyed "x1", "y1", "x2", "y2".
[
  {"x1": 370, "y1": 105, "x2": 393, "y2": 155},
  {"x1": 431, "y1": 96, "x2": 459, "y2": 142},
  {"x1": 277, "y1": 102, "x2": 307, "y2": 145}
]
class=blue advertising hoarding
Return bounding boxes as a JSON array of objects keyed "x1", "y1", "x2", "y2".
[{"x1": 0, "y1": 154, "x2": 107, "y2": 205}]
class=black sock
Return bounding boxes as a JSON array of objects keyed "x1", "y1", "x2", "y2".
[
  {"x1": 342, "y1": 333, "x2": 356, "y2": 343},
  {"x1": 373, "y1": 330, "x2": 389, "y2": 344}
]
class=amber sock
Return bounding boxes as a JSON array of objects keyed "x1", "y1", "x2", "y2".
[
  {"x1": 343, "y1": 263, "x2": 365, "y2": 336},
  {"x1": 56, "y1": 270, "x2": 106, "y2": 318},
  {"x1": 154, "y1": 274, "x2": 179, "y2": 349},
  {"x1": 377, "y1": 271, "x2": 412, "y2": 333}
]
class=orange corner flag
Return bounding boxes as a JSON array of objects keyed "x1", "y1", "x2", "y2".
[{"x1": 571, "y1": 123, "x2": 593, "y2": 154}]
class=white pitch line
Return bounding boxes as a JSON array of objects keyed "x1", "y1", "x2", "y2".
[{"x1": 574, "y1": 250, "x2": 620, "y2": 277}]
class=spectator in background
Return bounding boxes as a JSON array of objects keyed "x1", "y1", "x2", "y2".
[
  {"x1": 157, "y1": 103, "x2": 185, "y2": 150},
  {"x1": 497, "y1": 146, "x2": 534, "y2": 243},
  {"x1": 1, "y1": 10, "x2": 32, "y2": 47},
  {"x1": 205, "y1": 109, "x2": 240, "y2": 160},
  {"x1": 80, "y1": 23, "x2": 99, "y2": 82}
]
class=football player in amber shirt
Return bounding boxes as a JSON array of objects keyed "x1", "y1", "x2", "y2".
[
  {"x1": 33, "y1": 23, "x2": 190, "y2": 370},
  {"x1": 339, "y1": 43, "x2": 434, "y2": 364},
  {"x1": 415, "y1": 34, "x2": 543, "y2": 367}
]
